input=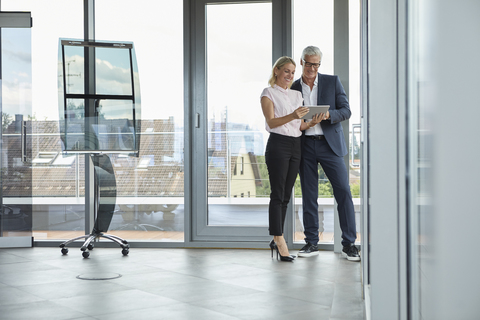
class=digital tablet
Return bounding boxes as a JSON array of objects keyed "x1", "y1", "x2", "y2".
[{"x1": 303, "y1": 105, "x2": 330, "y2": 119}]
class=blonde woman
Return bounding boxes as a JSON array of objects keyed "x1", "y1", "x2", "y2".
[{"x1": 260, "y1": 56, "x2": 320, "y2": 261}]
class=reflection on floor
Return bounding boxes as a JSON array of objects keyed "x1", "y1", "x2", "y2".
[{"x1": 0, "y1": 247, "x2": 365, "y2": 320}]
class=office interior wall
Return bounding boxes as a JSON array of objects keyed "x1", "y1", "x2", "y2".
[
  {"x1": 367, "y1": 0, "x2": 405, "y2": 318},
  {"x1": 422, "y1": 0, "x2": 480, "y2": 319},
  {"x1": 366, "y1": 0, "x2": 480, "y2": 319}
]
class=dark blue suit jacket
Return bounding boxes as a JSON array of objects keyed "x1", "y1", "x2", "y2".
[{"x1": 291, "y1": 73, "x2": 351, "y2": 157}]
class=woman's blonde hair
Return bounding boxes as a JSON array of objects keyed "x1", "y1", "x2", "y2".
[{"x1": 268, "y1": 56, "x2": 296, "y2": 88}]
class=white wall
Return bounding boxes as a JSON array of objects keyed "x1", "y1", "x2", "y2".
[
  {"x1": 367, "y1": 0, "x2": 480, "y2": 319},
  {"x1": 425, "y1": 1, "x2": 480, "y2": 318},
  {"x1": 367, "y1": 0, "x2": 405, "y2": 318}
]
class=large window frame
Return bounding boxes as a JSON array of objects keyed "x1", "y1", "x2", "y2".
[
  {"x1": 0, "y1": 12, "x2": 34, "y2": 248},
  {"x1": 185, "y1": 0, "x2": 292, "y2": 245},
  {"x1": 10, "y1": 0, "x2": 356, "y2": 249}
]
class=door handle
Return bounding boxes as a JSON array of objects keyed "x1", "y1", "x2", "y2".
[
  {"x1": 351, "y1": 124, "x2": 361, "y2": 168},
  {"x1": 195, "y1": 113, "x2": 200, "y2": 128},
  {"x1": 21, "y1": 120, "x2": 27, "y2": 163}
]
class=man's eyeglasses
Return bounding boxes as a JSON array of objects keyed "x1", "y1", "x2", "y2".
[{"x1": 302, "y1": 59, "x2": 321, "y2": 69}]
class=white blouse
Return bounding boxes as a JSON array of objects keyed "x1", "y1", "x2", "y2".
[{"x1": 260, "y1": 85, "x2": 304, "y2": 137}]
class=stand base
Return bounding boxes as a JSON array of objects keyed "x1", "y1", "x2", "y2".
[
  {"x1": 59, "y1": 231, "x2": 129, "y2": 258},
  {"x1": 59, "y1": 154, "x2": 126, "y2": 258}
]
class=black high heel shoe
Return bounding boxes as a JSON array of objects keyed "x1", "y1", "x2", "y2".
[
  {"x1": 269, "y1": 239, "x2": 276, "y2": 258},
  {"x1": 270, "y1": 239, "x2": 295, "y2": 261},
  {"x1": 275, "y1": 245, "x2": 295, "y2": 262}
]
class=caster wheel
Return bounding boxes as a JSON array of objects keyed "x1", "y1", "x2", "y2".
[
  {"x1": 82, "y1": 251, "x2": 90, "y2": 258},
  {"x1": 122, "y1": 249, "x2": 129, "y2": 256},
  {"x1": 87, "y1": 244, "x2": 94, "y2": 250},
  {"x1": 61, "y1": 248, "x2": 69, "y2": 255}
]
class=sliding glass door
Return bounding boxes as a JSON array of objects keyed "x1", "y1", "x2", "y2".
[
  {"x1": 0, "y1": 15, "x2": 33, "y2": 247},
  {"x1": 190, "y1": 0, "x2": 288, "y2": 242}
]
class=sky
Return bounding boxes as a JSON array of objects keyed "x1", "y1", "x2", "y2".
[
  {"x1": 1, "y1": 28, "x2": 32, "y2": 120},
  {"x1": 2, "y1": 0, "x2": 360, "y2": 140}
]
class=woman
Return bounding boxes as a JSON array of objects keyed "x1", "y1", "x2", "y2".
[{"x1": 260, "y1": 56, "x2": 320, "y2": 261}]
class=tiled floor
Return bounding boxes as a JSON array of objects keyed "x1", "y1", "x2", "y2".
[{"x1": 0, "y1": 247, "x2": 365, "y2": 320}]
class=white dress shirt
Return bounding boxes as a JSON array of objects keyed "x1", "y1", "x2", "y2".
[
  {"x1": 260, "y1": 85, "x2": 304, "y2": 137},
  {"x1": 302, "y1": 75, "x2": 324, "y2": 136}
]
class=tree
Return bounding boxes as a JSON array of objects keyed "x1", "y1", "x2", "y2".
[
  {"x1": 67, "y1": 101, "x2": 85, "y2": 119},
  {"x1": 2, "y1": 112, "x2": 13, "y2": 131},
  {"x1": 27, "y1": 112, "x2": 37, "y2": 121},
  {"x1": 350, "y1": 182, "x2": 360, "y2": 198},
  {"x1": 256, "y1": 156, "x2": 334, "y2": 198},
  {"x1": 255, "y1": 156, "x2": 271, "y2": 197},
  {"x1": 294, "y1": 166, "x2": 333, "y2": 197}
]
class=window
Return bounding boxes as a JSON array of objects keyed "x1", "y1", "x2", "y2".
[{"x1": 95, "y1": 0, "x2": 184, "y2": 241}]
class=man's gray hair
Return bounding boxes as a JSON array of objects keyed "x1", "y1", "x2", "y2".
[{"x1": 301, "y1": 46, "x2": 323, "y2": 60}]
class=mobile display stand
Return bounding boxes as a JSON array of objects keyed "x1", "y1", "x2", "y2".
[{"x1": 57, "y1": 39, "x2": 141, "y2": 258}]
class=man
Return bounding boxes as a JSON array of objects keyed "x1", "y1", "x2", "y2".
[{"x1": 291, "y1": 46, "x2": 360, "y2": 261}]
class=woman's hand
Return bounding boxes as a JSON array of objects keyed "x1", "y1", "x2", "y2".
[
  {"x1": 262, "y1": 97, "x2": 307, "y2": 129},
  {"x1": 292, "y1": 107, "x2": 309, "y2": 119}
]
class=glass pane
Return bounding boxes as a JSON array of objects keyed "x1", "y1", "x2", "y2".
[
  {"x1": 95, "y1": 0, "x2": 184, "y2": 242},
  {"x1": 64, "y1": 98, "x2": 85, "y2": 150},
  {"x1": 292, "y1": 0, "x2": 335, "y2": 243},
  {"x1": 61, "y1": 99, "x2": 136, "y2": 152},
  {"x1": 97, "y1": 100, "x2": 135, "y2": 150},
  {"x1": 2, "y1": 0, "x2": 86, "y2": 241},
  {"x1": 63, "y1": 45, "x2": 85, "y2": 94},
  {"x1": 410, "y1": 0, "x2": 432, "y2": 316},
  {"x1": 95, "y1": 47, "x2": 132, "y2": 96},
  {"x1": 1, "y1": 28, "x2": 33, "y2": 240},
  {"x1": 293, "y1": 0, "x2": 334, "y2": 74},
  {"x1": 349, "y1": 0, "x2": 361, "y2": 245},
  {"x1": 206, "y1": 3, "x2": 272, "y2": 226}
]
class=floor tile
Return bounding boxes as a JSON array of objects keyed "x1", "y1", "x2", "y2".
[
  {"x1": 0, "y1": 251, "x2": 31, "y2": 264},
  {"x1": 95, "y1": 304, "x2": 241, "y2": 320},
  {"x1": 54, "y1": 289, "x2": 183, "y2": 316},
  {"x1": 218, "y1": 272, "x2": 333, "y2": 293},
  {"x1": 267, "y1": 305, "x2": 332, "y2": 320},
  {"x1": 330, "y1": 283, "x2": 365, "y2": 319},
  {"x1": 274, "y1": 281, "x2": 336, "y2": 307},
  {"x1": 17, "y1": 278, "x2": 130, "y2": 300},
  {"x1": 0, "y1": 268, "x2": 79, "y2": 286},
  {"x1": 0, "y1": 286, "x2": 45, "y2": 306},
  {"x1": 0, "y1": 247, "x2": 365, "y2": 320},
  {"x1": 0, "y1": 301, "x2": 89, "y2": 320},
  {"x1": 191, "y1": 291, "x2": 328, "y2": 320},
  {"x1": 0, "y1": 260, "x2": 59, "y2": 274},
  {"x1": 144, "y1": 279, "x2": 260, "y2": 303}
]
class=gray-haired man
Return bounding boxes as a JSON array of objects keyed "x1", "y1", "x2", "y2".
[{"x1": 291, "y1": 46, "x2": 359, "y2": 261}]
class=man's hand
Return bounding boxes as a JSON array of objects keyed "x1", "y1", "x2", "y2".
[{"x1": 322, "y1": 111, "x2": 330, "y2": 121}]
